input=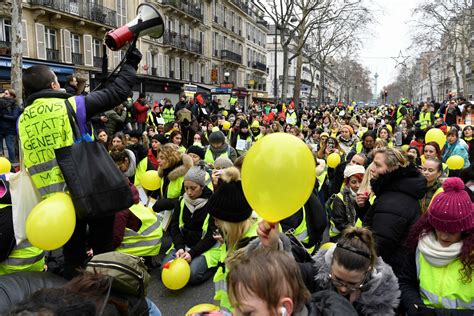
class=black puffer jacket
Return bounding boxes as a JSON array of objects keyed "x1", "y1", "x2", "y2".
[{"x1": 364, "y1": 165, "x2": 426, "y2": 276}]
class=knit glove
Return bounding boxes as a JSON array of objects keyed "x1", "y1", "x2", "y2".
[{"x1": 125, "y1": 48, "x2": 142, "y2": 70}]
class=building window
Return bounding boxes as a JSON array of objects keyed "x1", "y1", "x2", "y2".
[
  {"x1": 71, "y1": 34, "x2": 80, "y2": 53},
  {"x1": 45, "y1": 28, "x2": 56, "y2": 49},
  {"x1": 116, "y1": 0, "x2": 127, "y2": 26},
  {"x1": 0, "y1": 19, "x2": 11, "y2": 42},
  {"x1": 93, "y1": 39, "x2": 102, "y2": 57}
]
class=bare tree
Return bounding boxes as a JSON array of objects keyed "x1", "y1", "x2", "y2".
[
  {"x1": 11, "y1": 0, "x2": 22, "y2": 105},
  {"x1": 412, "y1": 0, "x2": 473, "y2": 97}
]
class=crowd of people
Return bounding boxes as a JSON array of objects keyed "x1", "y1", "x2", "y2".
[{"x1": 0, "y1": 47, "x2": 473, "y2": 315}]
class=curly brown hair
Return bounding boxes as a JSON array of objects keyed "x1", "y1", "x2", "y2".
[{"x1": 157, "y1": 143, "x2": 182, "y2": 169}]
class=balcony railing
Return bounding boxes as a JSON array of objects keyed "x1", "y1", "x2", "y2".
[
  {"x1": 72, "y1": 52, "x2": 83, "y2": 65},
  {"x1": 221, "y1": 50, "x2": 242, "y2": 64},
  {"x1": 29, "y1": 0, "x2": 117, "y2": 27},
  {"x1": 229, "y1": 0, "x2": 250, "y2": 15},
  {"x1": 0, "y1": 41, "x2": 11, "y2": 55},
  {"x1": 253, "y1": 61, "x2": 267, "y2": 72},
  {"x1": 93, "y1": 56, "x2": 102, "y2": 68},
  {"x1": 46, "y1": 48, "x2": 60, "y2": 62},
  {"x1": 163, "y1": 31, "x2": 203, "y2": 55},
  {"x1": 162, "y1": 0, "x2": 203, "y2": 21}
]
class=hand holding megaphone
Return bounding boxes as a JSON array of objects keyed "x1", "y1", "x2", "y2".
[{"x1": 125, "y1": 48, "x2": 142, "y2": 70}]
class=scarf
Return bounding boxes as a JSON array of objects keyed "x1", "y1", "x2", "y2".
[
  {"x1": 183, "y1": 192, "x2": 208, "y2": 214},
  {"x1": 123, "y1": 149, "x2": 137, "y2": 178},
  {"x1": 211, "y1": 142, "x2": 229, "y2": 156},
  {"x1": 418, "y1": 232, "x2": 462, "y2": 267}
]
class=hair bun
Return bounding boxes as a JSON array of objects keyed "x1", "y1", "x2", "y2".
[{"x1": 442, "y1": 177, "x2": 465, "y2": 192}]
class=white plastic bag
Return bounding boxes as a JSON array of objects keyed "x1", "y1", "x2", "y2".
[{"x1": 9, "y1": 140, "x2": 41, "y2": 245}]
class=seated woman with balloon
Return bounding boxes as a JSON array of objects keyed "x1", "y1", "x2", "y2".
[{"x1": 162, "y1": 162, "x2": 217, "y2": 286}]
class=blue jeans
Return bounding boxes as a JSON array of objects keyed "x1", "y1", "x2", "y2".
[
  {"x1": 0, "y1": 134, "x2": 15, "y2": 162},
  {"x1": 162, "y1": 249, "x2": 215, "y2": 285},
  {"x1": 146, "y1": 298, "x2": 162, "y2": 316}
]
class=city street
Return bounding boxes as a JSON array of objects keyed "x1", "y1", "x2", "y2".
[{"x1": 148, "y1": 269, "x2": 214, "y2": 315}]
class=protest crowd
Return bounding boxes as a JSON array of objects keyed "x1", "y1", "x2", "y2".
[{"x1": 0, "y1": 47, "x2": 473, "y2": 316}]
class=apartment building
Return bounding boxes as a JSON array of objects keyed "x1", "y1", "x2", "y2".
[{"x1": 0, "y1": 0, "x2": 268, "y2": 106}]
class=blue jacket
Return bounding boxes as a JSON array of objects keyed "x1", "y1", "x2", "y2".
[
  {"x1": 442, "y1": 140, "x2": 470, "y2": 168},
  {"x1": 0, "y1": 98, "x2": 20, "y2": 135}
]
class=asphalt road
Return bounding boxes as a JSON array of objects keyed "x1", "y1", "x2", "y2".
[{"x1": 148, "y1": 267, "x2": 215, "y2": 316}]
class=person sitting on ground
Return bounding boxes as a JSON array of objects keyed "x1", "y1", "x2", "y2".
[
  {"x1": 400, "y1": 177, "x2": 474, "y2": 314},
  {"x1": 164, "y1": 162, "x2": 217, "y2": 285},
  {"x1": 227, "y1": 248, "x2": 358, "y2": 316},
  {"x1": 257, "y1": 224, "x2": 401, "y2": 315}
]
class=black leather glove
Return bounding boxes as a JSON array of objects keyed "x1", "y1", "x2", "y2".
[
  {"x1": 125, "y1": 48, "x2": 142, "y2": 69},
  {"x1": 407, "y1": 304, "x2": 436, "y2": 316}
]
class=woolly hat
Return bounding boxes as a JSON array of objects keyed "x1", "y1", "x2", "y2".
[
  {"x1": 367, "y1": 117, "x2": 376, "y2": 125},
  {"x1": 152, "y1": 134, "x2": 168, "y2": 144},
  {"x1": 341, "y1": 125, "x2": 354, "y2": 136},
  {"x1": 207, "y1": 167, "x2": 252, "y2": 222},
  {"x1": 187, "y1": 145, "x2": 205, "y2": 160},
  {"x1": 344, "y1": 164, "x2": 365, "y2": 179},
  {"x1": 214, "y1": 157, "x2": 233, "y2": 169},
  {"x1": 208, "y1": 131, "x2": 226, "y2": 144},
  {"x1": 184, "y1": 164, "x2": 211, "y2": 187},
  {"x1": 428, "y1": 177, "x2": 473, "y2": 233},
  {"x1": 240, "y1": 120, "x2": 249, "y2": 129},
  {"x1": 321, "y1": 132, "x2": 330, "y2": 138}
]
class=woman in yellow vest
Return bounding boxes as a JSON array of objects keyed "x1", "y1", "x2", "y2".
[
  {"x1": 204, "y1": 131, "x2": 238, "y2": 166},
  {"x1": 164, "y1": 163, "x2": 216, "y2": 285},
  {"x1": 400, "y1": 177, "x2": 474, "y2": 313},
  {"x1": 329, "y1": 165, "x2": 365, "y2": 242},
  {"x1": 231, "y1": 120, "x2": 254, "y2": 157},
  {"x1": 169, "y1": 130, "x2": 186, "y2": 153},
  {"x1": 206, "y1": 167, "x2": 259, "y2": 312},
  {"x1": 420, "y1": 158, "x2": 443, "y2": 213},
  {"x1": 152, "y1": 144, "x2": 193, "y2": 213},
  {"x1": 376, "y1": 126, "x2": 394, "y2": 148}
]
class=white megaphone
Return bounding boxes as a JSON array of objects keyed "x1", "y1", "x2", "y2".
[{"x1": 105, "y1": 3, "x2": 164, "y2": 51}]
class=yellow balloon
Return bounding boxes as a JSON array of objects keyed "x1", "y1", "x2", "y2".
[
  {"x1": 186, "y1": 304, "x2": 220, "y2": 315},
  {"x1": 425, "y1": 128, "x2": 446, "y2": 149},
  {"x1": 222, "y1": 121, "x2": 231, "y2": 131},
  {"x1": 26, "y1": 193, "x2": 76, "y2": 250},
  {"x1": 320, "y1": 242, "x2": 335, "y2": 250},
  {"x1": 401, "y1": 144, "x2": 410, "y2": 152},
  {"x1": 162, "y1": 258, "x2": 191, "y2": 290},
  {"x1": 327, "y1": 153, "x2": 341, "y2": 169},
  {"x1": 386, "y1": 125, "x2": 393, "y2": 134},
  {"x1": 140, "y1": 170, "x2": 161, "y2": 191},
  {"x1": 241, "y1": 133, "x2": 316, "y2": 222},
  {"x1": 0, "y1": 157, "x2": 11, "y2": 174},
  {"x1": 446, "y1": 155, "x2": 464, "y2": 170}
]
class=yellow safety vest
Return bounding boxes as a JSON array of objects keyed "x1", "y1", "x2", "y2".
[
  {"x1": 328, "y1": 193, "x2": 362, "y2": 238},
  {"x1": 317, "y1": 168, "x2": 327, "y2": 191},
  {"x1": 396, "y1": 106, "x2": 406, "y2": 125},
  {"x1": 286, "y1": 112, "x2": 297, "y2": 125},
  {"x1": 116, "y1": 203, "x2": 162, "y2": 256},
  {"x1": 18, "y1": 96, "x2": 78, "y2": 198},
  {"x1": 178, "y1": 197, "x2": 210, "y2": 238},
  {"x1": 416, "y1": 249, "x2": 474, "y2": 310},
  {"x1": 162, "y1": 108, "x2": 175, "y2": 123},
  {"x1": 204, "y1": 147, "x2": 230, "y2": 165},
  {"x1": 418, "y1": 112, "x2": 432, "y2": 130},
  {"x1": 178, "y1": 146, "x2": 186, "y2": 153},
  {"x1": 355, "y1": 142, "x2": 363, "y2": 153},
  {"x1": 213, "y1": 222, "x2": 258, "y2": 311},
  {"x1": 147, "y1": 112, "x2": 157, "y2": 127},
  {"x1": 0, "y1": 240, "x2": 45, "y2": 275},
  {"x1": 236, "y1": 135, "x2": 252, "y2": 155},
  {"x1": 160, "y1": 175, "x2": 184, "y2": 200},
  {"x1": 134, "y1": 158, "x2": 148, "y2": 188}
]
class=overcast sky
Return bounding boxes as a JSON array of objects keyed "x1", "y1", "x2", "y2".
[{"x1": 359, "y1": 0, "x2": 419, "y2": 93}]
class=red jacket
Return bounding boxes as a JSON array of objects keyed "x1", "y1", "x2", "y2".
[{"x1": 133, "y1": 100, "x2": 149, "y2": 123}]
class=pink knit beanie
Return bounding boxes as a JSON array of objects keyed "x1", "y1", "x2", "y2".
[{"x1": 428, "y1": 177, "x2": 474, "y2": 233}]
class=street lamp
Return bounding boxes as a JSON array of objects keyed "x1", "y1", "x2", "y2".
[{"x1": 224, "y1": 72, "x2": 230, "y2": 83}]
